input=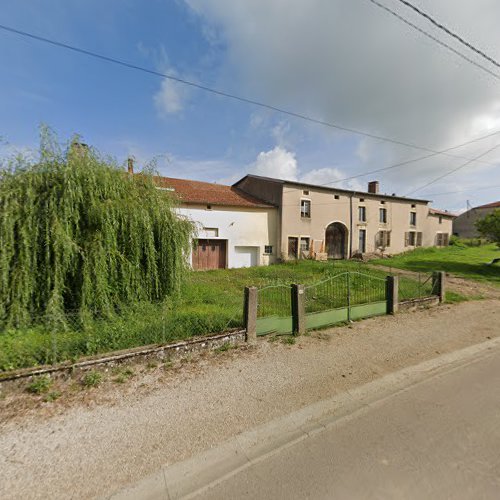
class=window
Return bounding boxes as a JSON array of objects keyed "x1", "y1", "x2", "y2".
[
  {"x1": 359, "y1": 198, "x2": 365, "y2": 202},
  {"x1": 376, "y1": 230, "x2": 391, "y2": 248},
  {"x1": 206, "y1": 204, "x2": 212, "y2": 210},
  {"x1": 439, "y1": 216, "x2": 443, "y2": 224},
  {"x1": 334, "y1": 194, "x2": 340, "y2": 200},
  {"x1": 264, "y1": 245, "x2": 273, "y2": 254},
  {"x1": 300, "y1": 237, "x2": 310, "y2": 253},
  {"x1": 405, "y1": 231, "x2": 422, "y2": 247},
  {"x1": 411, "y1": 204, "x2": 416, "y2": 208},
  {"x1": 436, "y1": 233, "x2": 449, "y2": 247},
  {"x1": 300, "y1": 199, "x2": 311, "y2": 218},
  {"x1": 358, "y1": 206, "x2": 367, "y2": 222},
  {"x1": 379, "y1": 208, "x2": 387, "y2": 223},
  {"x1": 203, "y1": 227, "x2": 219, "y2": 237},
  {"x1": 410, "y1": 212, "x2": 417, "y2": 226},
  {"x1": 303, "y1": 190, "x2": 309, "y2": 196},
  {"x1": 380, "y1": 200, "x2": 386, "y2": 205}
]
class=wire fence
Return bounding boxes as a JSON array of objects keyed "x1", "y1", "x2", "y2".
[
  {"x1": 397, "y1": 272, "x2": 438, "y2": 302},
  {"x1": 0, "y1": 305, "x2": 244, "y2": 372}
]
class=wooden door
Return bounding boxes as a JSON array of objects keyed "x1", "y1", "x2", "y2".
[
  {"x1": 288, "y1": 237, "x2": 298, "y2": 259},
  {"x1": 192, "y1": 239, "x2": 227, "y2": 270},
  {"x1": 326, "y1": 223, "x2": 346, "y2": 259}
]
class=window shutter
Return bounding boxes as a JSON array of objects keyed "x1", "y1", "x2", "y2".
[
  {"x1": 443, "y1": 233, "x2": 449, "y2": 246},
  {"x1": 417, "y1": 232, "x2": 423, "y2": 247},
  {"x1": 404, "y1": 232, "x2": 410, "y2": 247},
  {"x1": 386, "y1": 231, "x2": 391, "y2": 248}
]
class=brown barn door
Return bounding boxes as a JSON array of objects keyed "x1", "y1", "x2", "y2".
[
  {"x1": 192, "y1": 239, "x2": 227, "y2": 270},
  {"x1": 325, "y1": 223, "x2": 347, "y2": 259}
]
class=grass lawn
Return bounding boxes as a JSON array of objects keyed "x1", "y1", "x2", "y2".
[
  {"x1": 371, "y1": 243, "x2": 500, "y2": 287},
  {"x1": 0, "y1": 258, "x2": 462, "y2": 372}
]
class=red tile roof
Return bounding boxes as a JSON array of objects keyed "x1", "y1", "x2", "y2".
[
  {"x1": 475, "y1": 201, "x2": 500, "y2": 209},
  {"x1": 429, "y1": 208, "x2": 457, "y2": 217},
  {"x1": 153, "y1": 176, "x2": 274, "y2": 208}
]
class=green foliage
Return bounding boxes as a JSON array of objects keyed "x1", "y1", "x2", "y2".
[
  {"x1": 0, "y1": 127, "x2": 194, "y2": 327},
  {"x1": 44, "y1": 390, "x2": 62, "y2": 402},
  {"x1": 26, "y1": 375, "x2": 52, "y2": 394},
  {"x1": 81, "y1": 370, "x2": 102, "y2": 388},
  {"x1": 449, "y1": 236, "x2": 483, "y2": 248},
  {"x1": 372, "y1": 244, "x2": 500, "y2": 286},
  {"x1": 476, "y1": 209, "x2": 500, "y2": 247}
]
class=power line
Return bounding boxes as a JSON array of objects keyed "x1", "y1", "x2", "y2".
[
  {"x1": 395, "y1": 0, "x2": 500, "y2": 71},
  {"x1": 406, "y1": 142, "x2": 500, "y2": 196},
  {"x1": 280, "y1": 127, "x2": 500, "y2": 195},
  {"x1": 306, "y1": 128, "x2": 500, "y2": 187},
  {"x1": 422, "y1": 183, "x2": 500, "y2": 198},
  {"x1": 365, "y1": 0, "x2": 500, "y2": 81},
  {"x1": 0, "y1": 22, "x2": 497, "y2": 166}
]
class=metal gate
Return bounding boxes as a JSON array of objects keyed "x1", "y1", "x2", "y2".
[
  {"x1": 305, "y1": 272, "x2": 387, "y2": 330},
  {"x1": 255, "y1": 272, "x2": 388, "y2": 336},
  {"x1": 256, "y1": 284, "x2": 293, "y2": 336}
]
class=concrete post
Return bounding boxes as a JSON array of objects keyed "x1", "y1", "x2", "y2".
[
  {"x1": 292, "y1": 284, "x2": 306, "y2": 336},
  {"x1": 433, "y1": 271, "x2": 446, "y2": 303},
  {"x1": 386, "y1": 275, "x2": 399, "y2": 315},
  {"x1": 244, "y1": 286, "x2": 258, "y2": 343}
]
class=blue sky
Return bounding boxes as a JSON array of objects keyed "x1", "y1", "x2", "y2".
[{"x1": 1, "y1": 0, "x2": 500, "y2": 212}]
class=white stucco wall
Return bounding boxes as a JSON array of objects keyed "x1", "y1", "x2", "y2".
[{"x1": 177, "y1": 204, "x2": 278, "y2": 268}]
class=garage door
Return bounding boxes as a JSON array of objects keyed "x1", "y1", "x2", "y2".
[
  {"x1": 233, "y1": 246, "x2": 259, "y2": 268},
  {"x1": 192, "y1": 239, "x2": 227, "y2": 270}
]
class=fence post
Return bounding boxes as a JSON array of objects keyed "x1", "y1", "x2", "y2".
[
  {"x1": 291, "y1": 284, "x2": 306, "y2": 336},
  {"x1": 432, "y1": 271, "x2": 446, "y2": 303},
  {"x1": 386, "y1": 275, "x2": 399, "y2": 314},
  {"x1": 244, "y1": 286, "x2": 258, "y2": 343}
]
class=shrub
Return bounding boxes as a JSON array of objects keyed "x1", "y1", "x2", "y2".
[
  {"x1": 81, "y1": 371, "x2": 102, "y2": 388},
  {"x1": 26, "y1": 375, "x2": 52, "y2": 394}
]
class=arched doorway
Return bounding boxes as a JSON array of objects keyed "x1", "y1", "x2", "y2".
[{"x1": 325, "y1": 222, "x2": 348, "y2": 259}]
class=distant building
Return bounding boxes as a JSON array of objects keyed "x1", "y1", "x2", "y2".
[{"x1": 453, "y1": 201, "x2": 500, "y2": 238}]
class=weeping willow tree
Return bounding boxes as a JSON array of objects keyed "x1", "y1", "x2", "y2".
[{"x1": 0, "y1": 129, "x2": 194, "y2": 327}]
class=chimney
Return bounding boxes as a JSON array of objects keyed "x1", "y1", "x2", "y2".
[
  {"x1": 127, "y1": 157, "x2": 134, "y2": 175},
  {"x1": 368, "y1": 181, "x2": 379, "y2": 194}
]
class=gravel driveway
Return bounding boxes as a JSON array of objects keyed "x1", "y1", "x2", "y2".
[{"x1": 1, "y1": 299, "x2": 499, "y2": 499}]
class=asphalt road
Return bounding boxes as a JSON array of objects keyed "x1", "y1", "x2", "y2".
[{"x1": 194, "y1": 342, "x2": 500, "y2": 500}]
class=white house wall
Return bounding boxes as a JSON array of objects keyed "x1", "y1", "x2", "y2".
[{"x1": 178, "y1": 205, "x2": 278, "y2": 268}]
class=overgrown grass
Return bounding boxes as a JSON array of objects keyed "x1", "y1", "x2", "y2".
[
  {"x1": 0, "y1": 259, "x2": 454, "y2": 372},
  {"x1": 371, "y1": 244, "x2": 500, "y2": 286}
]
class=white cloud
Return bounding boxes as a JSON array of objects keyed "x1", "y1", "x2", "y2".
[
  {"x1": 154, "y1": 78, "x2": 185, "y2": 115},
  {"x1": 250, "y1": 146, "x2": 298, "y2": 180},
  {"x1": 184, "y1": 0, "x2": 500, "y2": 201},
  {"x1": 301, "y1": 167, "x2": 364, "y2": 192}
]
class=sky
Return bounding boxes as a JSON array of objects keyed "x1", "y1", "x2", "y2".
[{"x1": 1, "y1": 0, "x2": 500, "y2": 212}]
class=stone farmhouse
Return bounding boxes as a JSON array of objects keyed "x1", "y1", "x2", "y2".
[
  {"x1": 150, "y1": 169, "x2": 455, "y2": 270},
  {"x1": 453, "y1": 201, "x2": 500, "y2": 238}
]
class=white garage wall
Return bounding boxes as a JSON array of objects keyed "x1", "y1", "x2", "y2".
[{"x1": 177, "y1": 205, "x2": 278, "y2": 269}]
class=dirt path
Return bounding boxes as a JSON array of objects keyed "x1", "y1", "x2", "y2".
[
  {"x1": 1, "y1": 299, "x2": 499, "y2": 500},
  {"x1": 369, "y1": 264, "x2": 500, "y2": 299}
]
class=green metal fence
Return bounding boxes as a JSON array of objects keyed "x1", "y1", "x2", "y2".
[{"x1": 256, "y1": 284, "x2": 293, "y2": 336}]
